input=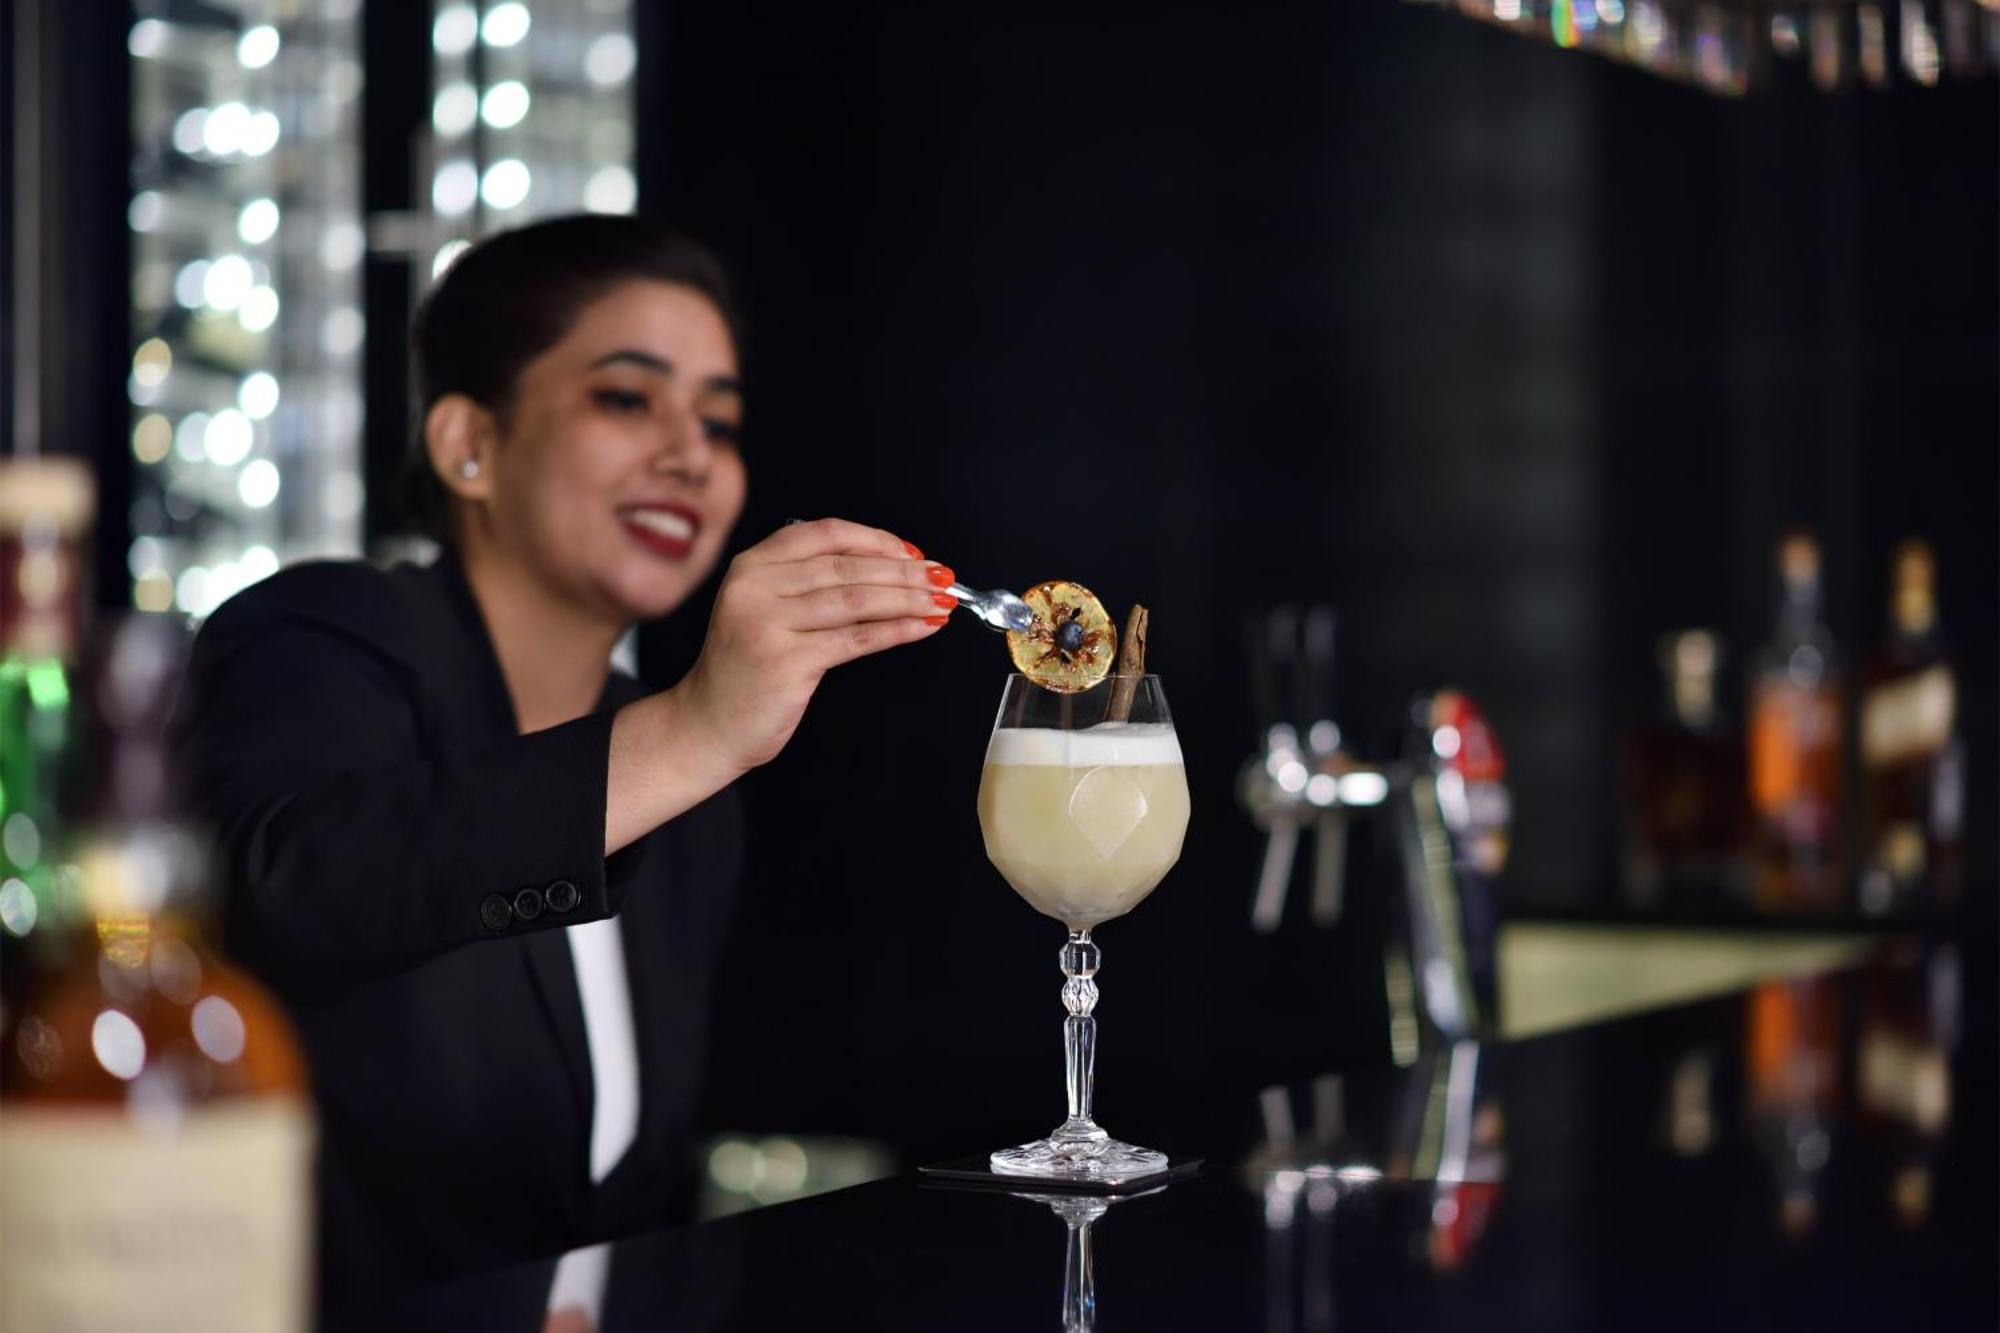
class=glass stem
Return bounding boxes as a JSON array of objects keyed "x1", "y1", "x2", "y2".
[{"x1": 1058, "y1": 930, "x2": 1106, "y2": 1143}]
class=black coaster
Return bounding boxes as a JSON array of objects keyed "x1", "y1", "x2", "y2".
[{"x1": 918, "y1": 1155, "x2": 1203, "y2": 1196}]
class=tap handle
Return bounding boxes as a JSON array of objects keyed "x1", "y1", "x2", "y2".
[
  {"x1": 1301, "y1": 604, "x2": 1338, "y2": 745},
  {"x1": 1310, "y1": 808, "x2": 1346, "y2": 927},
  {"x1": 1244, "y1": 609, "x2": 1283, "y2": 738},
  {"x1": 1270, "y1": 605, "x2": 1301, "y2": 726},
  {"x1": 1250, "y1": 821, "x2": 1300, "y2": 934}
]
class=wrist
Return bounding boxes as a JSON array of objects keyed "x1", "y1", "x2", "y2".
[{"x1": 651, "y1": 679, "x2": 754, "y2": 787}]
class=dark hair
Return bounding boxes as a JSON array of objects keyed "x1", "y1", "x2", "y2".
[{"x1": 401, "y1": 214, "x2": 741, "y2": 538}]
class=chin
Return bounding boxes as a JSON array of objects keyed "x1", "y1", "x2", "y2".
[
  {"x1": 611, "y1": 580, "x2": 695, "y2": 624},
  {"x1": 585, "y1": 529, "x2": 728, "y2": 624},
  {"x1": 603, "y1": 560, "x2": 711, "y2": 623}
]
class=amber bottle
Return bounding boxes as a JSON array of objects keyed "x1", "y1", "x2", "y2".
[{"x1": 0, "y1": 614, "x2": 314, "y2": 1331}]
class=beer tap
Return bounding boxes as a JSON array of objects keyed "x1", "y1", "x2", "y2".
[
  {"x1": 1242, "y1": 605, "x2": 1381, "y2": 935},
  {"x1": 1300, "y1": 607, "x2": 1346, "y2": 927},
  {"x1": 1238, "y1": 607, "x2": 1511, "y2": 1049},
  {"x1": 1244, "y1": 607, "x2": 1309, "y2": 934},
  {"x1": 1385, "y1": 690, "x2": 1510, "y2": 1047}
]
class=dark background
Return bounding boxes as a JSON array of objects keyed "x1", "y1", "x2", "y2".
[
  {"x1": 631, "y1": 1, "x2": 1998, "y2": 1158},
  {"x1": 18, "y1": 2, "x2": 1996, "y2": 1165}
]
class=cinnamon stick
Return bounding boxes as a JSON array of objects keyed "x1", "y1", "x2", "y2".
[{"x1": 1105, "y1": 604, "x2": 1149, "y2": 722}]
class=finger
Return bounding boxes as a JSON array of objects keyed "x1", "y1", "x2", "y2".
[
  {"x1": 740, "y1": 517, "x2": 918, "y2": 567},
  {"x1": 769, "y1": 552, "x2": 954, "y2": 598},
  {"x1": 804, "y1": 616, "x2": 948, "y2": 668},
  {"x1": 783, "y1": 584, "x2": 957, "y2": 631}
]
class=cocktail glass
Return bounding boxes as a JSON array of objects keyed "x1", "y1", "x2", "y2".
[{"x1": 979, "y1": 673, "x2": 1189, "y2": 1183}]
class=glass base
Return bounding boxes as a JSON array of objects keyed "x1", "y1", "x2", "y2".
[{"x1": 989, "y1": 1133, "x2": 1169, "y2": 1186}]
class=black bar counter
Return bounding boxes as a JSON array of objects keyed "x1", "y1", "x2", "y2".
[{"x1": 339, "y1": 941, "x2": 1994, "y2": 1331}]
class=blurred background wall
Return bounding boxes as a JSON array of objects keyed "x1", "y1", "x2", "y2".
[
  {"x1": 633, "y1": 1, "x2": 1996, "y2": 1156},
  {"x1": 7, "y1": 0, "x2": 1995, "y2": 1166}
]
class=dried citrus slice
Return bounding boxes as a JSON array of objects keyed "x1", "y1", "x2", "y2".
[{"x1": 1006, "y1": 580, "x2": 1116, "y2": 693}]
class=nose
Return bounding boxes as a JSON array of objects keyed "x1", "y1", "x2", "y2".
[{"x1": 651, "y1": 393, "x2": 713, "y2": 483}]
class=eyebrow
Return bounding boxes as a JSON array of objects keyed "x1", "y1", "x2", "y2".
[{"x1": 588, "y1": 349, "x2": 741, "y2": 396}]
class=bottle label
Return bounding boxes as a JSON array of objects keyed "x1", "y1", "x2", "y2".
[
  {"x1": 0, "y1": 1100, "x2": 314, "y2": 1332},
  {"x1": 1749, "y1": 682, "x2": 1841, "y2": 824},
  {"x1": 1861, "y1": 666, "x2": 1954, "y2": 768}
]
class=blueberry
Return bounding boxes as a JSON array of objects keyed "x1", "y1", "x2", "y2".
[{"x1": 1056, "y1": 620, "x2": 1085, "y2": 654}]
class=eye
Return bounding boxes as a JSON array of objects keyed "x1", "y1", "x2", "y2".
[
  {"x1": 592, "y1": 388, "x2": 649, "y2": 415},
  {"x1": 701, "y1": 418, "x2": 743, "y2": 446}
]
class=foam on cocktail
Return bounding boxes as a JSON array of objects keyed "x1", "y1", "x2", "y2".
[{"x1": 983, "y1": 721, "x2": 1184, "y2": 769}]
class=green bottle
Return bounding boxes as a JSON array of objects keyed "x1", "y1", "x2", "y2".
[{"x1": 0, "y1": 456, "x2": 93, "y2": 1009}]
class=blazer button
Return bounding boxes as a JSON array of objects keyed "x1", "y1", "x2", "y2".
[
  {"x1": 545, "y1": 879, "x2": 580, "y2": 913},
  {"x1": 513, "y1": 887, "x2": 545, "y2": 922},
  {"x1": 479, "y1": 893, "x2": 513, "y2": 932}
]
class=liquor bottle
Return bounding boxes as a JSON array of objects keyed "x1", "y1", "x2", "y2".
[
  {"x1": 1622, "y1": 630, "x2": 1747, "y2": 904},
  {"x1": 1746, "y1": 534, "x2": 1843, "y2": 910},
  {"x1": 1858, "y1": 541, "x2": 1962, "y2": 916},
  {"x1": 0, "y1": 458, "x2": 93, "y2": 1013},
  {"x1": 0, "y1": 613, "x2": 314, "y2": 1332}
]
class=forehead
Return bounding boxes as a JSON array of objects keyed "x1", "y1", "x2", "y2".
[{"x1": 557, "y1": 279, "x2": 737, "y2": 376}]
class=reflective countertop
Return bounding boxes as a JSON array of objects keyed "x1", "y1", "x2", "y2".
[{"x1": 338, "y1": 940, "x2": 1994, "y2": 1331}]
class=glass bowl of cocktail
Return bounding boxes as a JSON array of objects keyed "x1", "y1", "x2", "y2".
[{"x1": 979, "y1": 587, "x2": 1189, "y2": 1184}]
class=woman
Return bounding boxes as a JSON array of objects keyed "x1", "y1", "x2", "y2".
[{"x1": 178, "y1": 216, "x2": 954, "y2": 1320}]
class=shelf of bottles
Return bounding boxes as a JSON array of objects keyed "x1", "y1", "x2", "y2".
[
  {"x1": 422, "y1": 0, "x2": 638, "y2": 283},
  {"x1": 126, "y1": 2, "x2": 367, "y2": 619},
  {"x1": 1410, "y1": 1, "x2": 1999, "y2": 95}
]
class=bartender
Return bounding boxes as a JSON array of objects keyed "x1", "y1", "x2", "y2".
[{"x1": 177, "y1": 215, "x2": 955, "y2": 1326}]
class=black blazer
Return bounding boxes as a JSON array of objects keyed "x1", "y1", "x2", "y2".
[{"x1": 177, "y1": 551, "x2": 742, "y2": 1311}]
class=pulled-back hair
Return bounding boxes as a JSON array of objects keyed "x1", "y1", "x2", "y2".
[{"x1": 402, "y1": 215, "x2": 740, "y2": 538}]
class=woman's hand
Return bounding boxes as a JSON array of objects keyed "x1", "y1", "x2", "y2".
[
  {"x1": 677, "y1": 517, "x2": 950, "y2": 771},
  {"x1": 605, "y1": 519, "x2": 949, "y2": 853}
]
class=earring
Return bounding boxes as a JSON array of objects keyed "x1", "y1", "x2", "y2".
[{"x1": 457, "y1": 460, "x2": 480, "y2": 480}]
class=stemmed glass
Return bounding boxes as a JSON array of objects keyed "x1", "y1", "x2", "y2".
[{"x1": 978, "y1": 674, "x2": 1190, "y2": 1183}]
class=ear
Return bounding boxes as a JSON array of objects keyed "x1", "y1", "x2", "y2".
[{"x1": 424, "y1": 394, "x2": 498, "y2": 503}]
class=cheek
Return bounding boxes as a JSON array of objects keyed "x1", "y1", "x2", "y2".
[
  {"x1": 515, "y1": 430, "x2": 627, "y2": 535},
  {"x1": 709, "y1": 451, "x2": 749, "y2": 531}
]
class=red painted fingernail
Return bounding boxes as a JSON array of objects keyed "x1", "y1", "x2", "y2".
[
  {"x1": 926, "y1": 564, "x2": 956, "y2": 587},
  {"x1": 901, "y1": 540, "x2": 924, "y2": 559},
  {"x1": 923, "y1": 615, "x2": 950, "y2": 627},
  {"x1": 931, "y1": 592, "x2": 956, "y2": 610}
]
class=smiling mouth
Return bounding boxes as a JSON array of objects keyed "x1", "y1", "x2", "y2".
[{"x1": 619, "y1": 505, "x2": 701, "y2": 557}]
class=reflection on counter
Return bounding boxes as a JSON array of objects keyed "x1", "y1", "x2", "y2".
[
  {"x1": 1735, "y1": 940, "x2": 1959, "y2": 1242},
  {"x1": 697, "y1": 1134, "x2": 895, "y2": 1219},
  {"x1": 1746, "y1": 973, "x2": 1843, "y2": 1237},
  {"x1": 1244, "y1": 1043, "x2": 1506, "y2": 1187},
  {"x1": 1225, "y1": 939, "x2": 1965, "y2": 1327},
  {"x1": 1856, "y1": 943, "x2": 1959, "y2": 1232},
  {"x1": 1246, "y1": 1041, "x2": 1508, "y2": 1327},
  {"x1": 1663, "y1": 1041, "x2": 1722, "y2": 1157},
  {"x1": 1005, "y1": 1185, "x2": 1167, "y2": 1333}
]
